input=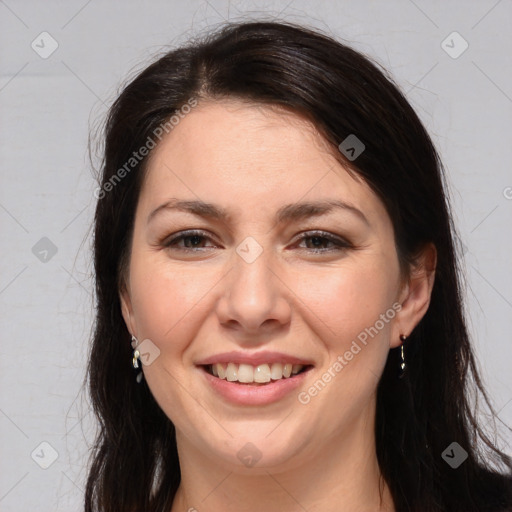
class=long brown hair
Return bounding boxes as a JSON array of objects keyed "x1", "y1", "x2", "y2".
[{"x1": 85, "y1": 20, "x2": 512, "y2": 511}]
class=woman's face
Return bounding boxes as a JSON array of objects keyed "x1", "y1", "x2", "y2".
[{"x1": 121, "y1": 99, "x2": 415, "y2": 471}]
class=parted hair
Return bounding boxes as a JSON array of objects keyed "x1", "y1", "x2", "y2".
[{"x1": 85, "y1": 20, "x2": 512, "y2": 512}]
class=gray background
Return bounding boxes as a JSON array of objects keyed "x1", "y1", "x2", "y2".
[{"x1": 0, "y1": 0, "x2": 511, "y2": 510}]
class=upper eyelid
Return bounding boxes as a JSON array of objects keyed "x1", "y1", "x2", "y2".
[{"x1": 163, "y1": 229, "x2": 212, "y2": 244}]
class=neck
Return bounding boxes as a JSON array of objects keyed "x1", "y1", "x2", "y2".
[{"x1": 170, "y1": 403, "x2": 395, "y2": 512}]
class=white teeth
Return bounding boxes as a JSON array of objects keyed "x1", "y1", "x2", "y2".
[
  {"x1": 237, "y1": 364, "x2": 254, "y2": 383},
  {"x1": 254, "y1": 364, "x2": 271, "y2": 383},
  {"x1": 270, "y1": 362, "x2": 283, "y2": 380},
  {"x1": 225, "y1": 363, "x2": 238, "y2": 382},
  {"x1": 210, "y1": 362, "x2": 304, "y2": 383},
  {"x1": 291, "y1": 364, "x2": 302, "y2": 375},
  {"x1": 217, "y1": 363, "x2": 226, "y2": 379}
]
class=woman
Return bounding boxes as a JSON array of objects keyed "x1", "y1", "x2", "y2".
[{"x1": 85, "y1": 20, "x2": 512, "y2": 511}]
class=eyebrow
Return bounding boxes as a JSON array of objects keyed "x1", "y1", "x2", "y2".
[{"x1": 147, "y1": 198, "x2": 369, "y2": 226}]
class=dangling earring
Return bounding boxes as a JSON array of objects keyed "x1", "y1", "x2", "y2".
[
  {"x1": 398, "y1": 334, "x2": 407, "y2": 379},
  {"x1": 131, "y1": 335, "x2": 143, "y2": 383}
]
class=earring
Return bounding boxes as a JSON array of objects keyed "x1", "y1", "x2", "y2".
[
  {"x1": 131, "y1": 335, "x2": 143, "y2": 383},
  {"x1": 398, "y1": 334, "x2": 407, "y2": 379}
]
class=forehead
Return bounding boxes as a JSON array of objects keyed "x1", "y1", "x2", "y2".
[
  {"x1": 138, "y1": 99, "x2": 387, "y2": 225},
  {"x1": 148, "y1": 99, "x2": 336, "y2": 175}
]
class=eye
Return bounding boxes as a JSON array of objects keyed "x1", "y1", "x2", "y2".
[
  {"x1": 293, "y1": 231, "x2": 352, "y2": 253},
  {"x1": 163, "y1": 230, "x2": 218, "y2": 251},
  {"x1": 162, "y1": 229, "x2": 352, "y2": 254}
]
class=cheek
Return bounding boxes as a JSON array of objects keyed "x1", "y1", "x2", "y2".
[
  {"x1": 128, "y1": 252, "x2": 219, "y2": 349},
  {"x1": 291, "y1": 266, "x2": 398, "y2": 422},
  {"x1": 289, "y1": 257, "x2": 399, "y2": 344},
  {"x1": 127, "y1": 254, "x2": 219, "y2": 417}
]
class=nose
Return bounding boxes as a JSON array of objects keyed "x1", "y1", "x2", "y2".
[{"x1": 215, "y1": 248, "x2": 292, "y2": 339}]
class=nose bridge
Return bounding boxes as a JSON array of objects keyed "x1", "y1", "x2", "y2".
[{"x1": 218, "y1": 238, "x2": 291, "y2": 332}]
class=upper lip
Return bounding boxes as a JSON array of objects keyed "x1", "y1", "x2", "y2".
[{"x1": 196, "y1": 350, "x2": 314, "y2": 367}]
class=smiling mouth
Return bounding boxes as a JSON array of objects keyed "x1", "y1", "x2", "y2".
[{"x1": 202, "y1": 362, "x2": 312, "y2": 385}]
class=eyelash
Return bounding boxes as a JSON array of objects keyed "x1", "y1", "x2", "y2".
[{"x1": 162, "y1": 229, "x2": 352, "y2": 253}]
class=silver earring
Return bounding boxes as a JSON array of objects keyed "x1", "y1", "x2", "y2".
[
  {"x1": 131, "y1": 335, "x2": 143, "y2": 383},
  {"x1": 398, "y1": 334, "x2": 407, "y2": 379}
]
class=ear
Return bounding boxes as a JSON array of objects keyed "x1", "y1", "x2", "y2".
[
  {"x1": 391, "y1": 243, "x2": 437, "y2": 348},
  {"x1": 119, "y1": 281, "x2": 137, "y2": 337}
]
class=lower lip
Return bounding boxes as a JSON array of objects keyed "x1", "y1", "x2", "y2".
[{"x1": 200, "y1": 366, "x2": 312, "y2": 405}]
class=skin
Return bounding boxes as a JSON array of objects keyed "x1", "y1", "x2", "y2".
[{"x1": 120, "y1": 99, "x2": 436, "y2": 512}]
